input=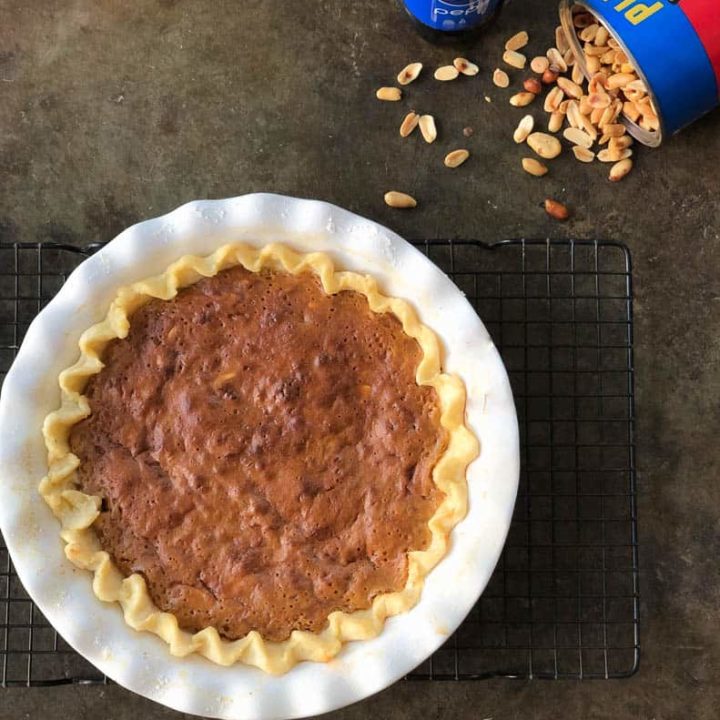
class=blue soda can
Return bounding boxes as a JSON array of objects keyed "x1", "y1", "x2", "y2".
[
  {"x1": 403, "y1": 0, "x2": 505, "y2": 39},
  {"x1": 560, "y1": 0, "x2": 720, "y2": 146}
]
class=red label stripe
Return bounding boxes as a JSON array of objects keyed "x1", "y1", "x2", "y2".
[{"x1": 681, "y1": 0, "x2": 720, "y2": 93}]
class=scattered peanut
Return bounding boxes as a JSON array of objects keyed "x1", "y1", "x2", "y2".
[
  {"x1": 579, "y1": 95, "x2": 593, "y2": 115},
  {"x1": 418, "y1": 114, "x2": 437, "y2": 143},
  {"x1": 505, "y1": 31, "x2": 529, "y2": 51},
  {"x1": 454, "y1": 57, "x2": 479, "y2": 76},
  {"x1": 523, "y1": 77, "x2": 543, "y2": 95},
  {"x1": 544, "y1": 198, "x2": 569, "y2": 221},
  {"x1": 610, "y1": 135, "x2": 633, "y2": 151},
  {"x1": 572, "y1": 146, "x2": 595, "y2": 162},
  {"x1": 527, "y1": 132, "x2": 562, "y2": 159},
  {"x1": 546, "y1": 48, "x2": 567, "y2": 73},
  {"x1": 434, "y1": 65, "x2": 459, "y2": 81},
  {"x1": 597, "y1": 147, "x2": 632, "y2": 162},
  {"x1": 503, "y1": 50, "x2": 527, "y2": 69},
  {"x1": 397, "y1": 62, "x2": 423, "y2": 86},
  {"x1": 531, "y1": 56, "x2": 550, "y2": 74},
  {"x1": 544, "y1": 86, "x2": 564, "y2": 113},
  {"x1": 563, "y1": 127, "x2": 594, "y2": 149},
  {"x1": 556, "y1": 26, "x2": 570, "y2": 54},
  {"x1": 564, "y1": 99, "x2": 578, "y2": 126},
  {"x1": 376, "y1": 87, "x2": 402, "y2": 101},
  {"x1": 444, "y1": 149, "x2": 470, "y2": 168},
  {"x1": 557, "y1": 76, "x2": 583, "y2": 100},
  {"x1": 542, "y1": 68, "x2": 559, "y2": 85},
  {"x1": 384, "y1": 191, "x2": 417, "y2": 209},
  {"x1": 590, "y1": 106, "x2": 604, "y2": 125},
  {"x1": 548, "y1": 111, "x2": 564, "y2": 133},
  {"x1": 588, "y1": 91, "x2": 611, "y2": 109},
  {"x1": 493, "y1": 68, "x2": 510, "y2": 88},
  {"x1": 510, "y1": 91, "x2": 536, "y2": 107},
  {"x1": 522, "y1": 157, "x2": 549, "y2": 177},
  {"x1": 571, "y1": 62, "x2": 585, "y2": 86},
  {"x1": 579, "y1": 112, "x2": 598, "y2": 140},
  {"x1": 609, "y1": 158, "x2": 633, "y2": 182},
  {"x1": 513, "y1": 115, "x2": 535, "y2": 144},
  {"x1": 604, "y1": 123, "x2": 627, "y2": 137},
  {"x1": 399, "y1": 112, "x2": 420, "y2": 138}
]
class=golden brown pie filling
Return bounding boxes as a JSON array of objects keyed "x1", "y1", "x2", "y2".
[{"x1": 69, "y1": 266, "x2": 447, "y2": 642}]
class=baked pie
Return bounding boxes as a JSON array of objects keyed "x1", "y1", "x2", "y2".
[{"x1": 40, "y1": 243, "x2": 478, "y2": 673}]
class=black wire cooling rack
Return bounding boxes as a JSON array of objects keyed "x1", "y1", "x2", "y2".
[{"x1": 0, "y1": 239, "x2": 639, "y2": 686}]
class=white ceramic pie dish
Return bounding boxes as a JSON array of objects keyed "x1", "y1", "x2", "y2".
[{"x1": 0, "y1": 194, "x2": 519, "y2": 719}]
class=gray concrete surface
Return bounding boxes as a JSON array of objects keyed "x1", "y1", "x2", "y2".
[{"x1": 1, "y1": 0, "x2": 720, "y2": 718}]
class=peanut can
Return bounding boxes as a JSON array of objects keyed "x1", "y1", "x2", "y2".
[{"x1": 560, "y1": 0, "x2": 720, "y2": 146}]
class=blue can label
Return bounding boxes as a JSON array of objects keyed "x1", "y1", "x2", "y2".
[{"x1": 403, "y1": 0, "x2": 503, "y2": 31}]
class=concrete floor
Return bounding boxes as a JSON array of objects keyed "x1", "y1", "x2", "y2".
[{"x1": 2, "y1": 0, "x2": 720, "y2": 718}]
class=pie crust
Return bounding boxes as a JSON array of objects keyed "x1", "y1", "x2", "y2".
[{"x1": 39, "y1": 243, "x2": 479, "y2": 674}]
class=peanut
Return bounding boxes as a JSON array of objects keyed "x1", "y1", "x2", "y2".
[
  {"x1": 493, "y1": 68, "x2": 510, "y2": 88},
  {"x1": 399, "y1": 112, "x2": 420, "y2": 138},
  {"x1": 444, "y1": 149, "x2": 470, "y2": 168},
  {"x1": 531, "y1": 56, "x2": 550, "y2": 74},
  {"x1": 506, "y1": 31, "x2": 529, "y2": 51},
  {"x1": 419, "y1": 114, "x2": 437, "y2": 143},
  {"x1": 557, "y1": 77, "x2": 583, "y2": 100},
  {"x1": 513, "y1": 114, "x2": 535, "y2": 144},
  {"x1": 453, "y1": 57, "x2": 479, "y2": 76},
  {"x1": 522, "y1": 157, "x2": 549, "y2": 177},
  {"x1": 434, "y1": 65, "x2": 459, "y2": 81},
  {"x1": 376, "y1": 87, "x2": 402, "y2": 101},
  {"x1": 397, "y1": 63, "x2": 423, "y2": 86},
  {"x1": 563, "y1": 127, "x2": 594, "y2": 149},
  {"x1": 572, "y1": 146, "x2": 595, "y2": 163},
  {"x1": 544, "y1": 198, "x2": 570, "y2": 221},
  {"x1": 523, "y1": 77, "x2": 543, "y2": 95},
  {"x1": 510, "y1": 91, "x2": 536, "y2": 107},
  {"x1": 503, "y1": 50, "x2": 527, "y2": 69},
  {"x1": 527, "y1": 132, "x2": 562, "y2": 159},
  {"x1": 542, "y1": 68, "x2": 559, "y2": 85},
  {"x1": 384, "y1": 191, "x2": 417, "y2": 208},
  {"x1": 609, "y1": 158, "x2": 633, "y2": 182}
]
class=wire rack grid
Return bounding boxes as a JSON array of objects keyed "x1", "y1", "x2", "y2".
[{"x1": 0, "y1": 239, "x2": 639, "y2": 686}]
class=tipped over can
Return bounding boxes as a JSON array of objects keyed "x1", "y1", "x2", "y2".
[{"x1": 559, "y1": 0, "x2": 720, "y2": 146}]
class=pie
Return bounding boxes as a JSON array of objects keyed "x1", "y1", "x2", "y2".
[{"x1": 39, "y1": 243, "x2": 478, "y2": 673}]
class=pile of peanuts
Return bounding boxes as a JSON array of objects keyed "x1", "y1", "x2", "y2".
[{"x1": 496, "y1": 7, "x2": 658, "y2": 192}]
